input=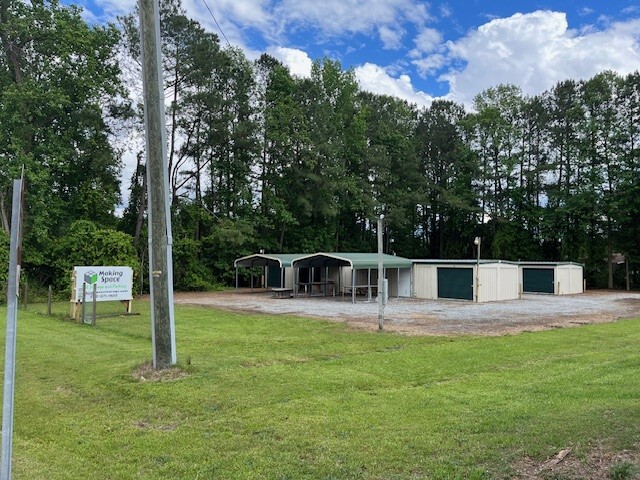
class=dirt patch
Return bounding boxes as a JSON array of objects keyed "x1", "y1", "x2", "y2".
[
  {"x1": 171, "y1": 289, "x2": 640, "y2": 336},
  {"x1": 511, "y1": 443, "x2": 640, "y2": 479},
  {"x1": 131, "y1": 363, "x2": 189, "y2": 382}
]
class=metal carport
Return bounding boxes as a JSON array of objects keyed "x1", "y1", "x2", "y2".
[
  {"x1": 233, "y1": 253, "x2": 303, "y2": 290},
  {"x1": 292, "y1": 252, "x2": 413, "y2": 302}
]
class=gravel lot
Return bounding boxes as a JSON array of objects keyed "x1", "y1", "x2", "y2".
[{"x1": 173, "y1": 289, "x2": 640, "y2": 335}]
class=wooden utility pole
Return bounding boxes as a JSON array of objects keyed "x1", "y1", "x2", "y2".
[{"x1": 138, "y1": 0, "x2": 176, "y2": 368}]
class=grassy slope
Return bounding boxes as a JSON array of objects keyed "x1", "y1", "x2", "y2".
[{"x1": 2, "y1": 302, "x2": 639, "y2": 479}]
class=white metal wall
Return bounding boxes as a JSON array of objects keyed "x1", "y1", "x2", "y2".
[
  {"x1": 413, "y1": 264, "x2": 438, "y2": 299},
  {"x1": 477, "y1": 263, "x2": 519, "y2": 302},
  {"x1": 284, "y1": 267, "x2": 294, "y2": 289},
  {"x1": 556, "y1": 264, "x2": 584, "y2": 294},
  {"x1": 387, "y1": 268, "x2": 412, "y2": 297}
]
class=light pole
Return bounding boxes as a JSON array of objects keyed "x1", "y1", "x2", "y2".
[
  {"x1": 377, "y1": 214, "x2": 385, "y2": 331},
  {"x1": 474, "y1": 237, "x2": 481, "y2": 303}
]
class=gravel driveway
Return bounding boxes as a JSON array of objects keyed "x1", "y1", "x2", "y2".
[{"x1": 174, "y1": 289, "x2": 640, "y2": 335}]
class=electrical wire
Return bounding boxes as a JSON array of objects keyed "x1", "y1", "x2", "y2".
[{"x1": 200, "y1": 0, "x2": 231, "y2": 46}]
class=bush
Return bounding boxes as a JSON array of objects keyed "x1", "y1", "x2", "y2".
[{"x1": 52, "y1": 220, "x2": 138, "y2": 292}]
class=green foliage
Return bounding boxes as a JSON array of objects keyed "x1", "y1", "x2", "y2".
[
  {"x1": 172, "y1": 237, "x2": 216, "y2": 291},
  {"x1": 609, "y1": 461, "x2": 637, "y2": 480},
  {"x1": 52, "y1": 220, "x2": 137, "y2": 290},
  {"x1": 0, "y1": 0, "x2": 127, "y2": 288},
  {"x1": 201, "y1": 218, "x2": 257, "y2": 284},
  {"x1": 491, "y1": 221, "x2": 542, "y2": 261}
]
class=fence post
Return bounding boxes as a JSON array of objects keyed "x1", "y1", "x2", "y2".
[
  {"x1": 81, "y1": 283, "x2": 87, "y2": 324},
  {"x1": 47, "y1": 285, "x2": 52, "y2": 316}
]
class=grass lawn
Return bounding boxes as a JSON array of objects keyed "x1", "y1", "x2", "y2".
[{"x1": 2, "y1": 300, "x2": 640, "y2": 479}]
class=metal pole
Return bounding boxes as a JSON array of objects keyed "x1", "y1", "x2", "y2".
[
  {"x1": 92, "y1": 284, "x2": 97, "y2": 326},
  {"x1": 474, "y1": 237, "x2": 481, "y2": 303},
  {"x1": 81, "y1": 283, "x2": 87, "y2": 324},
  {"x1": 1, "y1": 175, "x2": 24, "y2": 480},
  {"x1": 377, "y1": 214, "x2": 385, "y2": 331},
  {"x1": 139, "y1": 0, "x2": 176, "y2": 368},
  {"x1": 626, "y1": 256, "x2": 630, "y2": 291}
]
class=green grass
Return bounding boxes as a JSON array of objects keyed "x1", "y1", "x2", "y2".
[{"x1": 2, "y1": 301, "x2": 640, "y2": 479}]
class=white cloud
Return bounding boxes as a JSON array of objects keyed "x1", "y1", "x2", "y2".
[
  {"x1": 354, "y1": 62, "x2": 434, "y2": 107},
  {"x1": 411, "y1": 27, "x2": 443, "y2": 55},
  {"x1": 272, "y1": 0, "x2": 430, "y2": 38},
  {"x1": 93, "y1": 0, "x2": 136, "y2": 18},
  {"x1": 179, "y1": 0, "x2": 274, "y2": 32},
  {"x1": 439, "y1": 4, "x2": 452, "y2": 19},
  {"x1": 412, "y1": 53, "x2": 446, "y2": 76},
  {"x1": 441, "y1": 11, "x2": 640, "y2": 106},
  {"x1": 378, "y1": 25, "x2": 404, "y2": 50},
  {"x1": 267, "y1": 46, "x2": 313, "y2": 78}
]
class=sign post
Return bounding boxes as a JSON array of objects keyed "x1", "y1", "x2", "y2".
[{"x1": 1, "y1": 170, "x2": 25, "y2": 480}]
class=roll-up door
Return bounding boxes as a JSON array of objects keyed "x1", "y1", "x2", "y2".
[
  {"x1": 522, "y1": 268, "x2": 554, "y2": 293},
  {"x1": 437, "y1": 267, "x2": 473, "y2": 300}
]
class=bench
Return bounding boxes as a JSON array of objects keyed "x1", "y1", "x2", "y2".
[{"x1": 271, "y1": 288, "x2": 293, "y2": 299}]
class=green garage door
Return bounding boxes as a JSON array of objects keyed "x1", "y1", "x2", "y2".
[
  {"x1": 437, "y1": 267, "x2": 473, "y2": 300},
  {"x1": 522, "y1": 268, "x2": 554, "y2": 293}
]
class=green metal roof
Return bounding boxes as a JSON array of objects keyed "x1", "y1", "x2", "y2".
[
  {"x1": 233, "y1": 253, "x2": 304, "y2": 268},
  {"x1": 292, "y1": 252, "x2": 413, "y2": 269},
  {"x1": 235, "y1": 252, "x2": 413, "y2": 270}
]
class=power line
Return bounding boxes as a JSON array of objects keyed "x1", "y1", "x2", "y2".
[{"x1": 200, "y1": 0, "x2": 231, "y2": 46}]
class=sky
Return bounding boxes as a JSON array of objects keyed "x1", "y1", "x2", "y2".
[{"x1": 74, "y1": 0, "x2": 640, "y2": 109}]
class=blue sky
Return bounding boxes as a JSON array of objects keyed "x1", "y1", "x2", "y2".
[{"x1": 76, "y1": 0, "x2": 640, "y2": 108}]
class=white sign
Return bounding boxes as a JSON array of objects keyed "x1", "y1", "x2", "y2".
[{"x1": 72, "y1": 266, "x2": 133, "y2": 302}]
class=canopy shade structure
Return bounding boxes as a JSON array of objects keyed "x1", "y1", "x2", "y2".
[
  {"x1": 292, "y1": 252, "x2": 412, "y2": 270},
  {"x1": 234, "y1": 253, "x2": 303, "y2": 269},
  {"x1": 234, "y1": 253, "x2": 305, "y2": 290},
  {"x1": 292, "y1": 253, "x2": 413, "y2": 302},
  {"x1": 233, "y1": 252, "x2": 413, "y2": 298}
]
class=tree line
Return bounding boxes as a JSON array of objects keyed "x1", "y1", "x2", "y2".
[{"x1": 0, "y1": 0, "x2": 638, "y2": 294}]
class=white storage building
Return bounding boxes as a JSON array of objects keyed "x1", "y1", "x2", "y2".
[{"x1": 518, "y1": 262, "x2": 584, "y2": 295}]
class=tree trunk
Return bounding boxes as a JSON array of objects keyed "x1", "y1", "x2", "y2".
[
  {"x1": 134, "y1": 155, "x2": 147, "y2": 245},
  {"x1": 0, "y1": 190, "x2": 9, "y2": 233}
]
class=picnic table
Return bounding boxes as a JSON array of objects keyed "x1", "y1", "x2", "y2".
[
  {"x1": 271, "y1": 287, "x2": 293, "y2": 299},
  {"x1": 296, "y1": 281, "x2": 336, "y2": 297}
]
